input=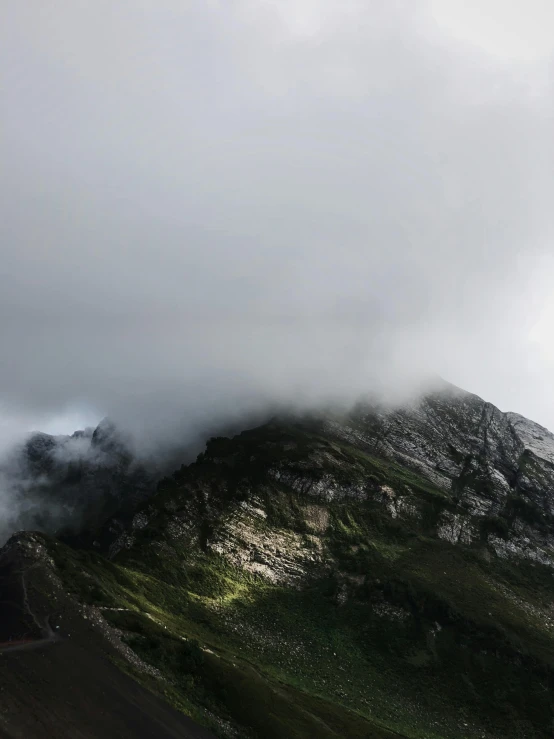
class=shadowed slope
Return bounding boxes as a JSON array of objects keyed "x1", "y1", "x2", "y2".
[{"x1": 0, "y1": 533, "x2": 214, "y2": 739}]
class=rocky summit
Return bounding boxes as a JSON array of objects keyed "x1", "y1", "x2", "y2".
[{"x1": 2, "y1": 382, "x2": 554, "y2": 738}]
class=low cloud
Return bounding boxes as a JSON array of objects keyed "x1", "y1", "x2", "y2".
[{"x1": 1, "y1": 0, "x2": 553, "y2": 458}]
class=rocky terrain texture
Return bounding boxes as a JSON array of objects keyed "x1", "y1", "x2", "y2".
[{"x1": 3, "y1": 381, "x2": 554, "y2": 738}]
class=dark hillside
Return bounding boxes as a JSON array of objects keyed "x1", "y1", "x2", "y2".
[{"x1": 0, "y1": 533, "x2": 214, "y2": 739}]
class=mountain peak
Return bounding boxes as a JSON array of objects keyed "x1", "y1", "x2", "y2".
[{"x1": 91, "y1": 418, "x2": 131, "y2": 457}]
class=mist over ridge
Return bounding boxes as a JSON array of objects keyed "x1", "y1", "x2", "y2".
[{"x1": 1, "y1": 1, "x2": 554, "y2": 455}]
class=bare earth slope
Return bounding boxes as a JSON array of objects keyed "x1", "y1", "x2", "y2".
[{"x1": 0, "y1": 534, "x2": 214, "y2": 739}]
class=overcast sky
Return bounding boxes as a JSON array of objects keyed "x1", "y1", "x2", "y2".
[{"x1": 1, "y1": 0, "x2": 554, "y2": 451}]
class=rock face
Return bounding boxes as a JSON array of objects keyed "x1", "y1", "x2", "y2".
[
  {"x1": 108, "y1": 384, "x2": 554, "y2": 581},
  {"x1": 325, "y1": 382, "x2": 554, "y2": 563}
]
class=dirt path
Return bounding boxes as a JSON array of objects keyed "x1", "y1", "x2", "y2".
[
  {"x1": 0, "y1": 634, "x2": 60, "y2": 655},
  {"x1": 0, "y1": 564, "x2": 62, "y2": 655}
]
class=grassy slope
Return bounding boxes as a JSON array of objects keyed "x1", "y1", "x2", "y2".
[{"x1": 47, "y1": 422, "x2": 554, "y2": 739}]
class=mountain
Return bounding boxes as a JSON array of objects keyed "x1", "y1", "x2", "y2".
[
  {"x1": 3, "y1": 383, "x2": 554, "y2": 738},
  {"x1": 0, "y1": 418, "x2": 158, "y2": 544}
]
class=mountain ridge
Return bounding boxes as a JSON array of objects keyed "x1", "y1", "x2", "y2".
[{"x1": 3, "y1": 384, "x2": 554, "y2": 737}]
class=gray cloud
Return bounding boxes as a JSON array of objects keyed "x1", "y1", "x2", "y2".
[{"x1": 1, "y1": 0, "x2": 554, "y2": 454}]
